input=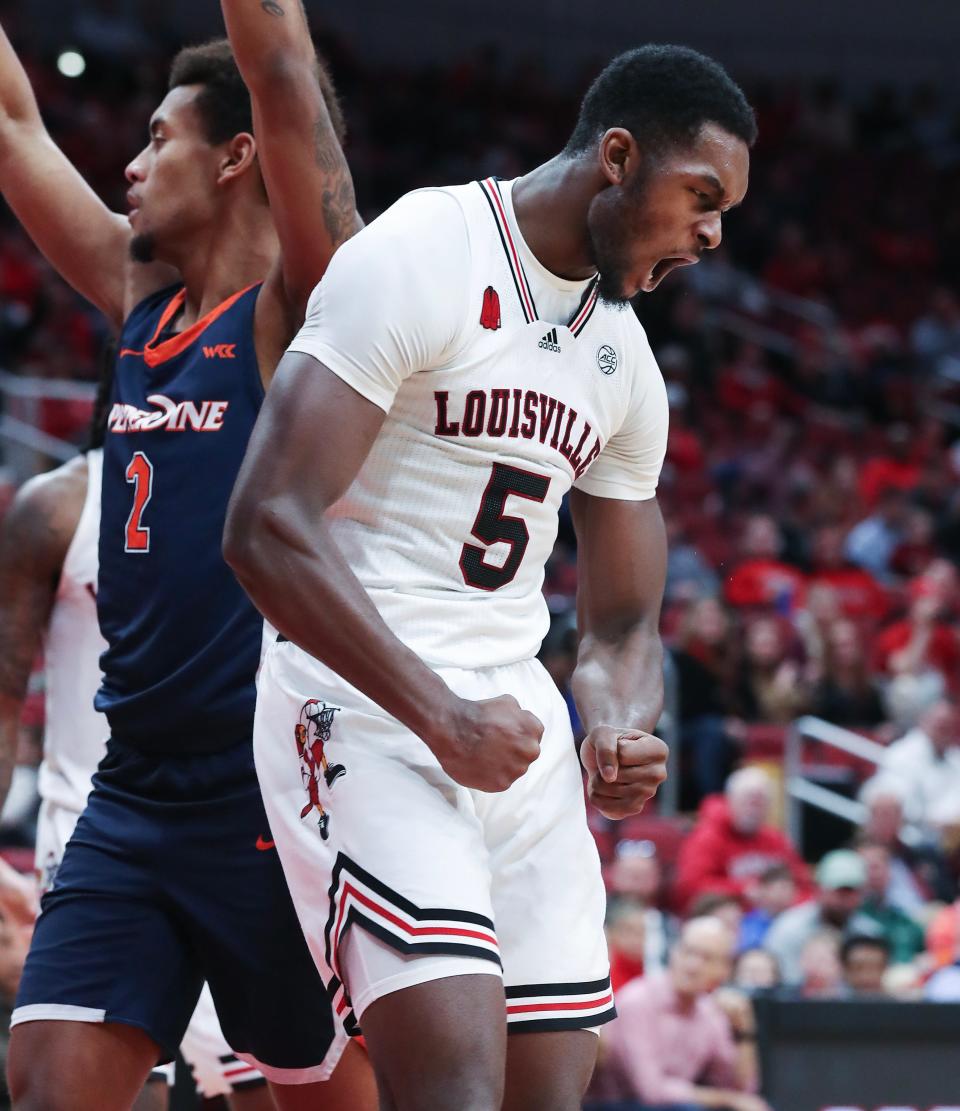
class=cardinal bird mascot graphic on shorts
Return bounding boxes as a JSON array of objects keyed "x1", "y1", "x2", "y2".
[{"x1": 294, "y1": 699, "x2": 346, "y2": 840}]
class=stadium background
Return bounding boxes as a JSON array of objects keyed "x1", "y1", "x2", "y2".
[{"x1": 2, "y1": 1, "x2": 960, "y2": 1107}]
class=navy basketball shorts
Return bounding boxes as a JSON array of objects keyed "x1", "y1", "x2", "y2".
[{"x1": 13, "y1": 738, "x2": 347, "y2": 1084}]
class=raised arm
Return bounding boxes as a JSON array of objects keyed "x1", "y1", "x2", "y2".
[
  {"x1": 570, "y1": 490, "x2": 669, "y2": 817},
  {"x1": 0, "y1": 22, "x2": 135, "y2": 327},
  {"x1": 0, "y1": 458, "x2": 86, "y2": 818},
  {"x1": 221, "y1": 0, "x2": 360, "y2": 319}
]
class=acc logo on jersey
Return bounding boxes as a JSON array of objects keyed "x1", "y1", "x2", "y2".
[
  {"x1": 294, "y1": 699, "x2": 346, "y2": 841},
  {"x1": 597, "y1": 344, "x2": 618, "y2": 375}
]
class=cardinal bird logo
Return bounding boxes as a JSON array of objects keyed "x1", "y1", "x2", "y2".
[
  {"x1": 480, "y1": 285, "x2": 501, "y2": 330},
  {"x1": 294, "y1": 699, "x2": 346, "y2": 841}
]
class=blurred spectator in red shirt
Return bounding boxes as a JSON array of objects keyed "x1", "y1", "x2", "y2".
[
  {"x1": 858, "y1": 424, "x2": 921, "y2": 508},
  {"x1": 724, "y1": 514, "x2": 806, "y2": 610},
  {"x1": 806, "y1": 524, "x2": 888, "y2": 621},
  {"x1": 606, "y1": 898, "x2": 652, "y2": 993},
  {"x1": 873, "y1": 561, "x2": 960, "y2": 691},
  {"x1": 674, "y1": 767, "x2": 812, "y2": 913},
  {"x1": 593, "y1": 917, "x2": 768, "y2": 1111},
  {"x1": 608, "y1": 841, "x2": 675, "y2": 976}
]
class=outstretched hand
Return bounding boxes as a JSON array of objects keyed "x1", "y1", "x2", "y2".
[{"x1": 580, "y1": 726, "x2": 668, "y2": 819}]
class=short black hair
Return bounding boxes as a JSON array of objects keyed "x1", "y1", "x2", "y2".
[
  {"x1": 168, "y1": 38, "x2": 346, "y2": 147},
  {"x1": 565, "y1": 44, "x2": 756, "y2": 157},
  {"x1": 840, "y1": 933, "x2": 890, "y2": 965}
]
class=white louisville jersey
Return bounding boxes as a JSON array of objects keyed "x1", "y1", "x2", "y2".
[
  {"x1": 37, "y1": 448, "x2": 108, "y2": 815},
  {"x1": 288, "y1": 177, "x2": 668, "y2": 669}
]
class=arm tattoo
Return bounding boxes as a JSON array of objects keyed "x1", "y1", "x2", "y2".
[
  {"x1": 313, "y1": 116, "x2": 358, "y2": 247},
  {"x1": 261, "y1": 0, "x2": 285, "y2": 15}
]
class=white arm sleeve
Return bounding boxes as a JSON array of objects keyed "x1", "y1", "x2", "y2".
[
  {"x1": 573, "y1": 341, "x2": 669, "y2": 501},
  {"x1": 287, "y1": 189, "x2": 472, "y2": 413}
]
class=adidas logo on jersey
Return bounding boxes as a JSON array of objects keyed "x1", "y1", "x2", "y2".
[{"x1": 538, "y1": 328, "x2": 561, "y2": 353}]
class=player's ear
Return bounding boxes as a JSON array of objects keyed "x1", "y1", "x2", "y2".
[
  {"x1": 217, "y1": 132, "x2": 257, "y2": 186},
  {"x1": 597, "y1": 127, "x2": 635, "y2": 188}
]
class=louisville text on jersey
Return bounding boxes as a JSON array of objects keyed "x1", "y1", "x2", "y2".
[
  {"x1": 107, "y1": 395, "x2": 230, "y2": 433},
  {"x1": 434, "y1": 388, "x2": 603, "y2": 480}
]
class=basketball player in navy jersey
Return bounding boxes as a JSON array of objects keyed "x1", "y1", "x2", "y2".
[
  {"x1": 0, "y1": 3, "x2": 374, "y2": 1108},
  {"x1": 0, "y1": 361, "x2": 274, "y2": 1110}
]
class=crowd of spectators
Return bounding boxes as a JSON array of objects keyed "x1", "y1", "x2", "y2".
[{"x1": 3, "y1": 8, "x2": 960, "y2": 1108}]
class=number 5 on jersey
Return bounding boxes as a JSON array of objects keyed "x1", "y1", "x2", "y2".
[
  {"x1": 125, "y1": 452, "x2": 154, "y2": 553},
  {"x1": 459, "y1": 462, "x2": 550, "y2": 591}
]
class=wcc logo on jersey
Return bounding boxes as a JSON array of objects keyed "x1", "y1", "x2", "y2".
[
  {"x1": 108, "y1": 394, "x2": 229, "y2": 433},
  {"x1": 294, "y1": 699, "x2": 346, "y2": 841}
]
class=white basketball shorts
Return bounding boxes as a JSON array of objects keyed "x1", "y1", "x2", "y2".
[{"x1": 254, "y1": 641, "x2": 614, "y2": 1035}]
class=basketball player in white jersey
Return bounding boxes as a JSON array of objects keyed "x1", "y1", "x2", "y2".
[
  {"x1": 226, "y1": 45, "x2": 755, "y2": 1110},
  {"x1": 0, "y1": 389, "x2": 272, "y2": 1110}
]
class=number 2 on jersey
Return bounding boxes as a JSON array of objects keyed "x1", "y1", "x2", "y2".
[
  {"x1": 459, "y1": 462, "x2": 551, "y2": 591},
  {"x1": 124, "y1": 451, "x2": 154, "y2": 553}
]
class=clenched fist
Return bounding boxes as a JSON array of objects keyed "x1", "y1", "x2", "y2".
[
  {"x1": 580, "y1": 726, "x2": 668, "y2": 819},
  {"x1": 430, "y1": 694, "x2": 543, "y2": 792}
]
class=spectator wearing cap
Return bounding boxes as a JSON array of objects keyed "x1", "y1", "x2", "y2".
[
  {"x1": 593, "y1": 917, "x2": 770, "y2": 1111},
  {"x1": 674, "y1": 768, "x2": 812, "y2": 914},
  {"x1": 840, "y1": 933, "x2": 891, "y2": 997},
  {"x1": 878, "y1": 698, "x2": 960, "y2": 834},
  {"x1": 855, "y1": 841, "x2": 925, "y2": 964},
  {"x1": 764, "y1": 850, "x2": 868, "y2": 985}
]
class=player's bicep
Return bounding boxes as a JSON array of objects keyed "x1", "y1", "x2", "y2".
[
  {"x1": 570, "y1": 490, "x2": 667, "y2": 637},
  {"x1": 227, "y1": 351, "x2": 386, "y2": 557},
  {"x1": 0, "y1": 124, "x2": 132, "y2": 326}
]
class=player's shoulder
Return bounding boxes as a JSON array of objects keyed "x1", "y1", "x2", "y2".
[
  {"x1": 373, "y1": 184, "x2": 475, "y2": 240},
  {"x1": 2, "y1": 455, "x2": 88, "y2": 567}
]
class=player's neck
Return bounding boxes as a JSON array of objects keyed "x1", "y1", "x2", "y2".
[
  {"x1": 511, "y1": 155, "x2": 599, "y2": 283},
  {"x1": 172, "y1": 205, "x2": 278, "y2": 329}
]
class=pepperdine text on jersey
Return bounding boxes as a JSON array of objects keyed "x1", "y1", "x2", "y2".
[{"x1": 107, "y1": 396, "x2": 230, "y2": 433}]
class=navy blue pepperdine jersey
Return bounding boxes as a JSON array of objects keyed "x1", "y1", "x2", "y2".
[{"x1": 95, "y1": 282, "x2": 265, "y2": 753}]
